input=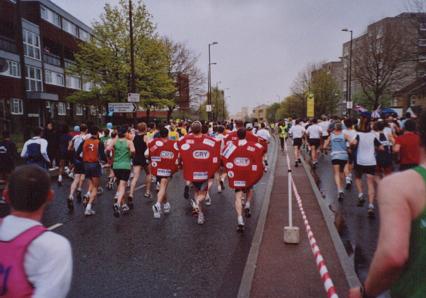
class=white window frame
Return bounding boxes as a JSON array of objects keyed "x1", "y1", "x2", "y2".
[
  {"x1": 0, "y1": 60, "x2": 21, "y2": 78},
  {"x1": 82, "y1": 81, "x2": 92, "y2": 91},
  {"x1": 57, "y1": 102, "x2": 66, "y2": 116},
  {"x1": 25, "y1": 65, "x2": 43, "y2": 91},
  {"x1": 419, "y1": 39, "x2": 426, "y2": 47},
  {"x1": 45, "y1": 70, "x2": 64, "y2": 86},
  {"x1": 62, "y1": 19, "x2": 78, "y2": 37},
  {"x1": 419, "y1": 55, "x2": 426, "y2": 63},
  {"x1": 75, "y1": 104, "x2": 83, "y2": 116},
  {"x1": 66, "y1": 75, "x2": 81, "y2": 90},
  {"x1": 23, "y1": 30, "x2": 41, "y2": 60},
  {"x1": 79, "y1": 28, "x2": 90, "y2": 41},
  {"x1": 420, "y1": 23, "x2": 426, "y2": 31},
  {"x1": 40, "y1": 5, "x2": 61, "y2": 28},
  {"x1": 10, "y1": 98, "x2": 23, "y2": 115}
]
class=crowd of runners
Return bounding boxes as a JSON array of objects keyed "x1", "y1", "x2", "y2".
[
  {"x1": 274, "y1": 112, "x2": 423, "y2": 218},
  {"x1": 1, "y1": 119, "x2": 272, "y2": 231}
]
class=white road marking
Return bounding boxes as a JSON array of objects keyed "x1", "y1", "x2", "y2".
[{"x1": 48, "y1": 223, "x2": 63, "y2": 230}]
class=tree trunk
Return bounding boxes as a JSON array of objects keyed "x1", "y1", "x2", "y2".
[{"x1": 146, "y1": 108, "x2": 150, "y2": 123}]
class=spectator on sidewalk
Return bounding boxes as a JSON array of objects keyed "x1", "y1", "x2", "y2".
[
  {"x1": 44, "y1": 122, "x2": 59, "y2": 168},
  {"x1": 394, "y1": 119, "x2": 420, "y2": 171},
  {"x1": 349, "y1": 111, "x2": 426, "y2": 298},
  {"x1": 0, "y1": 165, "x2": 72, "y2": 297},
  {"x1": 0, "y1": 130, "x2": 18, "y2": 184},
  {"x1": 21, "y1": 127, "x2": 50, "y2": 169}
]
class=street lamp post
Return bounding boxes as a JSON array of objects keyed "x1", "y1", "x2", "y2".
[
  {"x1": 342, "y1": 28, "x2": 353, "y2": 116},
  {"x1": 208, "y1": 42, "x2": 218, "y2": 122}
]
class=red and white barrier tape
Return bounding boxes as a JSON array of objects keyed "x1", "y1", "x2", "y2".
[{"x1": 284, "y1": 141, "x2": 339, "y2": 298}]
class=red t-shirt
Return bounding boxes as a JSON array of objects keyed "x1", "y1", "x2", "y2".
[{"x1": 395, "y1": 132, "x2": 420, "y2": 165}]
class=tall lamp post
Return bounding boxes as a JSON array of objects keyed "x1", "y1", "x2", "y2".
[
  {"x1": 208, "y1": 41, "x2": 218, "y2": 122},
  {"x1": 342, "y1": 28, "x2": 353, "y2": 116}
]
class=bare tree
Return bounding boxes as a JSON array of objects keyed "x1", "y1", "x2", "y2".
[
  {"x1": 405, "y1": 0, "x2": 426, "y2": 12},
  {"x1": 352, "y1": 17, "x2": 416, "y2": 109},
  {"x1": 163, "y1": 37, "x2": 206, "y2": 112}
]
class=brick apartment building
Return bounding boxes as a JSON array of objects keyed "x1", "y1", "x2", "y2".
[
  {"x1": 0, "y1": 0, "x2": 104, "y2": 136},
  {"x1": 342, "y1": 13, "x2": 426, "y2": 113}
]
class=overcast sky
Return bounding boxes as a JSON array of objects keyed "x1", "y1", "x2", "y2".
[{"x1": 53, "y1": 0, "x2": 409, "y2": 114}]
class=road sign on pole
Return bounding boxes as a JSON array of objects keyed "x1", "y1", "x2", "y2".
[
  {"x1": 108, "y1": 103, "x2": 138, "y2": 113},
  {"x1": 127, "y1": 93, "x2": 140, "y2": 103},
  {"x1": 206, "y1": 105, "x2": 212, "y2": 112},
  {"x1": 306, "y1": 93, "x2": 315, "y2": 118}
]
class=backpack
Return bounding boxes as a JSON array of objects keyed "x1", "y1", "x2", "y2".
[{"x1": 376, "y1": 133, "x2": 393, "y2": 167}]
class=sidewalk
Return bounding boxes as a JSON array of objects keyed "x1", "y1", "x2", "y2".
[{"x1": 249, "y1": 145, "x2": 350, "y2": 297}]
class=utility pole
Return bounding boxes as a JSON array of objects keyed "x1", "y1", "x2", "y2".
[
  {"x1": 207, "y1": 42, "x2": 218, "y2": 122},
  {"x1": 342, "y1": 28, "x2": 353, "y2": 116},
  {"x1": 129, "y1": 0, "x2": 137, "y2": 123}
]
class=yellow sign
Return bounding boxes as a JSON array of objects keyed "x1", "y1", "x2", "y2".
[{"x1": 307, "y1": 93, "x2": 315, "y2": 118}]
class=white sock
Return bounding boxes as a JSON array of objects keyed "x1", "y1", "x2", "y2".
[
  {"x1": 358, "y1": 193, "x2": 364, "y2": 198},
  {"x1": 77, "y1": 188, "x2": 82, "y2": 192},
  {"x1": 58, "y1": 175, "x2": 62, "y2": 181},
  {"x1": 369, "y1": 203, "x2": 374, "y2": 208},
  {"x1": 238, "y1": 216, "x2": 244, "y2": 225},
  {"x1": 155, "y1": 202, "x2": 161, "y2": 209},
  {"x1": 85, "y1": 191, "x2": 90, "y2": 197},
  {"x1": 86, "y1": 203, "x2": 92, "y2": 210},
  {"x1": 245, "y1": 201, "x2": 251, "y2": 209}
]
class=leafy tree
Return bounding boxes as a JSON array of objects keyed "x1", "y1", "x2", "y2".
[
  {"x1": 198, "y1": 87, "x2": 229, "y2": 121},
  {"x1": 68, "y1": 0, "x2": 176, "y2": 121},
  {"x1": 266, "y1": 102, "x2": 281, "y2": 122},
  {"x1": 311, "y1": 69, "x2": 340, "y2": 116}
]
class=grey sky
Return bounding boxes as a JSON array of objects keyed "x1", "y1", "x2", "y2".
[{"x1": 53, "y1": 0, "x2": 408, "y2": 113}]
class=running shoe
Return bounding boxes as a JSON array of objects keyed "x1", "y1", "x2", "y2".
[
  {"x1": 218, "y1": 184, "x2": 222, "y2": 193},
  {"x1": 191, "y1": 199, "x2": 199, "y2": 215},
  {"x1": 82, "y1": 195, "x2": 89, "y2": 208},
  {"x1": 368, "y1": 204, "x2": 375, "y2": 218},
  {"x1": 220, "y1": 180, "x2": 225, "y2": 191},
  {"x1": 237, "y1": 216, "x2": 245, "y2": 232},
  {"x1": 76, "y1": 190, "x2": 82, "y2": 203},
  {"x1": 84, "y1": 207, "x2": 95, "y2": 216},
  {"x1": 127, "y1": 196, "x2": 134, "y2": 209},
  {"x1": 144, "y1": 192, "x2": 152, "y2": 199},
  {"x1": 197, "y1": 212, "x2": 205, "y2": 225},
  {"x1": 121, "y1": 204, "x2": 130, "y2": 214},
  {"x1": 205, "y1": 193, "x2": 212, "y2": 206},
  {"x1": 113, "y1": 203, "x2": 120, "y2": 218},
  {"x1": 97, "y1": 187, "x2": 104, "y2": 195},
  {"x1": 163, "y1": 202, "x2": 171, "y2": 214},
  {"x1": 152, "y1": 204, "x2": 161, "y2": 219},
  {"x1": 357, "y1": 194, "x2": 366, "y2": 207},
  {"x1": 67, "y1": 197, "x2": 74, "y2": 211},
  {"x1": 345, "y1": 177, "x2": 352, "y2": 190},
  {"x1": 338, "y1": 192, "x2": 344, "y2": 201},
  {"x1": 294, "y1": 161, "x2": 299, "y2": 168},
  {"x1": 184, "y1": 185, "x2": 190, "y2": 199},
  {"x1": 244, "y1": 206, "x2": 251, "y2": 218}
]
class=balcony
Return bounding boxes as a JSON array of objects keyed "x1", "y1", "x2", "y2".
[
  {"x1": 0, "y1": 36, "x2": 17, "y2": 53},
  {"x1": 43, "y1": 53, "x2": 61, "y2": 67}
]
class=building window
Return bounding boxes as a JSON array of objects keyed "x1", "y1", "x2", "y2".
[
  {"x1": 62, "y1": 19, "x2": 78, "y2": 37},
  {"x1": 419, "y1": 55, "x2": 426, "y2": 63},
  {"x1": 57, "y1": 102, "x2": 66, "y2": 116},
  {"x1": 0, "y1": 60, "x2": 20, "y2": 78},
  {"x1": 82, "y1": 81, "x2": 92, "y2": 91},
  {"x1": 419, "y1": 39, "x2": 426, "y2": 47},
  {"x1": 64, "y1": 60, "x2": 76, "y2": 69},
  {"x1": 10, "y1": 98, "x2": 23, "y2": 115},
  {"x1": 66, "y1": 75, "x2": 81, "y2": 90},
  {"x1": 75, "y1": 104, "x2": 83, "y2": 116},
  {"x1": 23, "y1": 30, "x2": 41, "y2": 60},
  {"x1": 25, "y1": 65, "x2": 42, "y2": 91},
  {"x1": 40, "y1": 5, "x2": 61, "y2": 28},
  {"x1": 420, "y1": 23, "x2": 426, "y2": 31},
  {"x1": 79, "y1": 29, "x2": 90, "y2": 41},
  {"x1": 45, "y1": 70, "x2": 64, "y2": 86}
]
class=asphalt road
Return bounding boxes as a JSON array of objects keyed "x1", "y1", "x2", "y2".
[
  {"x1": 311, "y1": 152, "x2": 380, "y2": 282},
  {"x1": 1, "y1": 141, "x2": 276, "y2": 298}
]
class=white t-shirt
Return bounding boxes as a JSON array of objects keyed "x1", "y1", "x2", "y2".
[
  {"x1": 343, "y1": 129, "x2": 357, "y2": 147},
  {"x1": 355, "y1": 132, "x2": 381, "y2": 166},
  {"x1": 289, "y1": 125, "x2": 305, "y2": 139},
  {"x1": 256, "y1": 129, "x2": 271, "y2": 142},
  {"x1": 0, "y1": 215, "x2": 72, "y2": 298},
  {"x1": 307, "y1": 124, "x2": 323, "y2": 139},
  {"x1": 319, "y1": 121, "x2": 330, "y2": 136}
]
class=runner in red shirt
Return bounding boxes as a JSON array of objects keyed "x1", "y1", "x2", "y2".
[
  {"x1": 222, "y1": 128, "x2": 264, "y2": 231},
  {"x1": 148, "y1": 127, "x2": 179, "y2": 219},
  {"x1": 394, "y1": 119, "x2": 420, "y2": 171},
  {"x1": 179, "y1": 121, "x2": 218, "y2": 225}
]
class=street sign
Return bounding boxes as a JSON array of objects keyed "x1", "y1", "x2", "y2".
[
  {"x1": 306, "y1": 93, "x2": 315, "y2": 118},
  {"x1": 206, "y1": 104, "x2": 212, "y2": 112},
  {"x1": 108, "y1": 103, "x2": 138, "y2": 113},
  {"x1": 128, "y1": 93, "x2": 140, "y2": 103},
  {"x1": 346, "y1": 101, "x2": 353, "y2": 109}
]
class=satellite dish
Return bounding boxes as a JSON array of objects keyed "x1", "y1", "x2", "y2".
[{"x1": 0, "y1": 58, "x2": 8, "y2": 73}]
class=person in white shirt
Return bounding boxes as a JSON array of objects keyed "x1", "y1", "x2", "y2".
[
  {"x1": 319, "y1": 116, "x2": 331, "y2": 154},
  {"x1": 289, "y1": 119, "x2": 305, "y2": 167},
  {"x1": 256, "y1": 122, "x2": 272, "y2": 171},
  {"x1": 306, "y1": 118, "x2": 323, "y2": 168},
  {"x1": 21, "y1": 127, "x2": 50, "y2": 169},
  {"x1": 343, "y1": 118, "x2": 357, "y2": 189},
  {"x1": 0, "y1": 165, "x2": 72, "y2": 298}
]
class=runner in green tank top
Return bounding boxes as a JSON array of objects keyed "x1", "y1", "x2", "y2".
[
  {"x1": 109, "y1": 127, "x2": 135, "y2": 217},
  {"x1": 349, "y1": 111, "x2": 426, "y2": 298}
]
